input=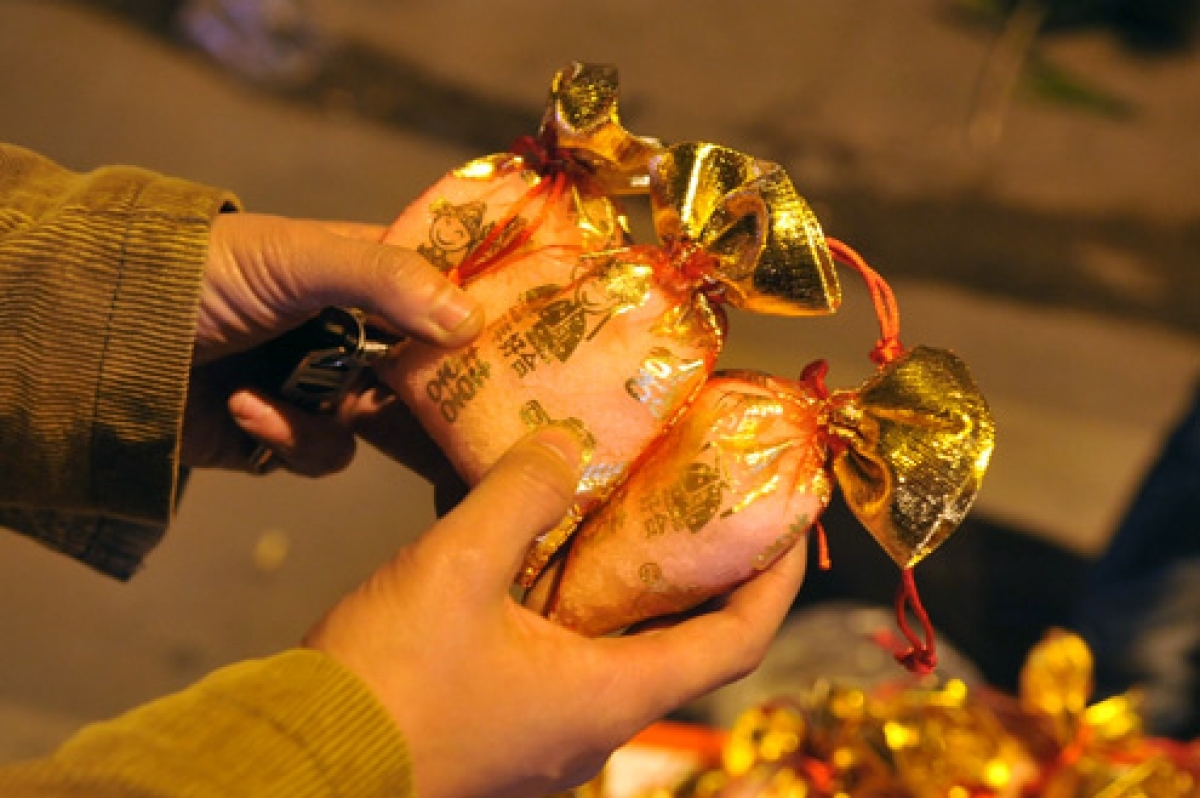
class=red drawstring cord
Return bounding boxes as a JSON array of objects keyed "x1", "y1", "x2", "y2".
[
  {"x1": 891, "y1": 569, "x2": 938, "y2": 675},
  {"x1": 799, "y1": 360, "x2": 835, "y2": 572},
  {"x1": 449, "y1": 132, "x2": 577, "y2": 286},
  {"x1": 814, "y1": 238, "x2": 939, "y2": 675},
  {"x1": 826, "y1": 237, "x2": 904, "y2": 366},
  {"x1": 450, "y1": 169, "x2": 570, "y2": 285}
]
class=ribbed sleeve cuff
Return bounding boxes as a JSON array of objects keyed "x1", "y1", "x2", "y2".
[
  {"x1": 2, "y1": 650, "x2": 412, "y2": 798},
  {"x1": 0, "y1": 145, "x2": 238, "y2": 578},
  {"x1": 85, "y1": 166, "x2": 236, "y2": 524}
]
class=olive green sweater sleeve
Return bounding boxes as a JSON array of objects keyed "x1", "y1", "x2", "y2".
[
  {"x1": 0, "y1": 649, "x2": 414, "y2": 798},
  {"x1": 0, "y1": 143, "x2": 238, "y2": 579}
]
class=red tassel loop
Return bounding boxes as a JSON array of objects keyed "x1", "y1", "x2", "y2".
[
  {"x1": 817, "y1": 239, "x2": 942, "y2": 676},
  {"x1": 881, "y1": 568, "x2": 938, "y2": 675},
  {"x1": 827, "y1": 237, "x2": 904, "y2": 366}
]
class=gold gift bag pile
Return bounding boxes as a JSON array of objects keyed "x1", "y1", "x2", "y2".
[{"x1": 593, "y1": 631, "x2": 1200, "y2": 798}]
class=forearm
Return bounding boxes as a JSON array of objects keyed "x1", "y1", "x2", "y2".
[
  {"x1": 0, "y1": 143, "x2": 238, "y2": 577},
  {"x1": 0, "y1": 649, "x2": 413, "y2": 798}
]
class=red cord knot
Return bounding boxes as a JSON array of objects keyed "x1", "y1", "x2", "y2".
[
  {"x1": 892, "y1": 568, "x2": 938, "y2": 675},
  {"x1": 666, "y1": 240, "x2": 719, "y2": 286},
  {"x1": 800, "y1": 359, "x2": 831, "y2": 400},
  {"x1": 896, "y1": 647, "x2": 938, "y2": 676},
  {"x1": 872, "y1": 568, "x2": 938, "y2": 675},
  {"x1": 510, "y1": 131, "x2": 582, "y2": 180},
  {"x1": 827, "y1": 237, "x2": 906, "y2": 368},
  {"x1": 869, "y1": 336, "x2": 905, "y2": 365}
]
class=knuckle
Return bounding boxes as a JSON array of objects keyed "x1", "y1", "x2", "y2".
[
  {"x1": 725, "y1": 634, "x2": 770, "y2": 683},
  {"x1": 369, "y1": 246, "x2": 434, "y2": 295}
]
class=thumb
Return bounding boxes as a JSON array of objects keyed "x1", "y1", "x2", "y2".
[
  {"x1": 288, "y1": 226, "x2": 484, "y2": 346},
  {"x1": 426, "y1": 426, "x2": 584, "y2": 592},
  {"x1": 209, "y1": 214, "x2": 484, "y2": 348}
]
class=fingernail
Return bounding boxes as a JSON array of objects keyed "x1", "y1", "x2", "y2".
[
  {"x1": 530, "y1": 424, "x2": 586, "y2": 471},
  {"x1": 431, "y1": 288, "x2": 483, "y2": 336},
  {"x1": 228, "y1": 391, "x2": 269, "y2": 425}
]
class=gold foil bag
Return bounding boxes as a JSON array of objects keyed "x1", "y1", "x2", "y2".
[
  {"x1": 381, "y1": 61, "x2": 661, "y2": 313},
  {"x1": 529, "y1": 370, "x2": 832, "y2": 636},
  {"x1": 379, "y1": 143, "x2": 840, "y2": 586},
  {"x1": 529, "y1": 346, "x2": 992, "y2": 641},
  {"x1": 578, "y1": 632, "x2": 1200, "y2": 798},
  {"x1": 527, "y1": 245, "x2": 991, "y2": 646}
]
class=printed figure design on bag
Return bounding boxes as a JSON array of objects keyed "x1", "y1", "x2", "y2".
[
  {"x1": 667, "y1": 462, "x2": 727, "y2": 532},
  {"x1": 518, "y1": 399, "x2": 622, "y2": 492},
  {"x1": 491, "y1": 257, "x2": 654, "y2": 378},
  {"x1": 423, "y1": 346, "x2": 492, "y2": 423},
  {"x1": 638, "y1": 561, "x2": 664, "y2": 587},
  {"x1": 518, "y1": 399, "x2": 595, "y2": 452},
  {"x1": 417, "y1": 199, "x2": 526, "y2": 272},
  {"x1": 640, "y1": 455, "x2": 729, "y2": 538}
]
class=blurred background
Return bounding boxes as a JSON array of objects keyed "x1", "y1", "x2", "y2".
[{"x1": 1, "y1": 0, "x2": 1198, "y2": 758}]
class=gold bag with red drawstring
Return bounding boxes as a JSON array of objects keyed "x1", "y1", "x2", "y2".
[
  {"x1": 525, "y1": 247, "x2": 995, "y2": 673},
  {"x1": 376, "y1": 142, "x2": 840, "y2": 586},
  {"x1": 380, "y1": 62, "x2": 661, "y2": 312}
]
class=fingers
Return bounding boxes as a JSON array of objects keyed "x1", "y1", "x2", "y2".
[
  {"x1": 423, "y1": 427, "x2": 583, "y2": 592},
  {"x1": 607, "y1": 540, "x2": 808, "y2": 717},
  {"x1": 229, "y1": 390, "x2": 357, "y2": 477},
  {"x1": 276, "y1": 219, "x2": 484, "y2": 346},
  {"x1": 316, "y1": 221, "x2": 388, "y2": 241},
  {"x1": 341, "y1": 382, "x2": 458, "y2": 484}
]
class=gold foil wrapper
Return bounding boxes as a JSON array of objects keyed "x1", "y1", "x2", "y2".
[
  {"x1": 399, "y1": 60, "x2": 665, "y2": 279},
  {"x1": 445, "y1": 61, "x2": 663, "y2": 256},
  {"x1": 650, "y1": 143, "x2": 841, "y2": 317},
  {"x1": 543, "y1": 62, "x2": 664, "y2": 195},
  {"x1": 534, "y1": 371, "x2": 830, "y2": 636},
  {"x1": 825, "y1": 346, "x2": 996, "y2": 569},
  {"x1": 532, "y1": 344, "x2": 997, "y2": 635},
  {"x1": 570, "y1": 632, "x2": 1199, "y2": 798}
]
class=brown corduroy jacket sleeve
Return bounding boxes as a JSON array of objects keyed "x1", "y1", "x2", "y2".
[
  {"x1": 0, "y1": 143, "x2": 238, "y2": 579},
  {"x1": 0, "y1": 147, "x2": 416, "y2": 798}
]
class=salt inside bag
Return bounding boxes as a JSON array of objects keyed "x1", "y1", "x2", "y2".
[
  {"x1": 530, "y1": 242, "x2": 996, "y2": 674},
  {"x1": 377, "y1": 143, "x2": 841, "y2": 585}
]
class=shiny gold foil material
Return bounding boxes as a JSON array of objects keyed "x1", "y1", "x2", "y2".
[
  {"x1": 543, "y1": 62, "x2": 664, "y2": 195},
  {"x1": 625, "y1": 347, "x2": 711, "y2": 421},
  {"x1": 437, "y1": 62, "x2": 662, "y2": 264},
  {"x1": 825, "y1": 345, "x2": 996, "y2": 569},
  {"x1": 494, "y1": 249, "x2": 725, "y2": 589},
  {"x1": 1019, "y1": 629, "x2": 1096, "y2": 745},
  {"x1": 649, "y1": 143, "x2": 840, "y2": 316},
  {"x1": 567, "y1": 632, "x2": 1200, "y2": 798}
]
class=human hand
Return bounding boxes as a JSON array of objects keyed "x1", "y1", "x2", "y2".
[
  {"x1": 303, "y1": 426, "x2": 809, "y2": 798},
  {"x1": 182, "y1": 212, "x2": 483, "y2": 476}
]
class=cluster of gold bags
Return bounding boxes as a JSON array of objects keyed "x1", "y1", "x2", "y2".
[
  {"x1": 374, "y1": 62, "x2": 997, "y2": 668},
  {"x1": 581, "y1": 631, "x2": 1200, "y2": 798}
]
